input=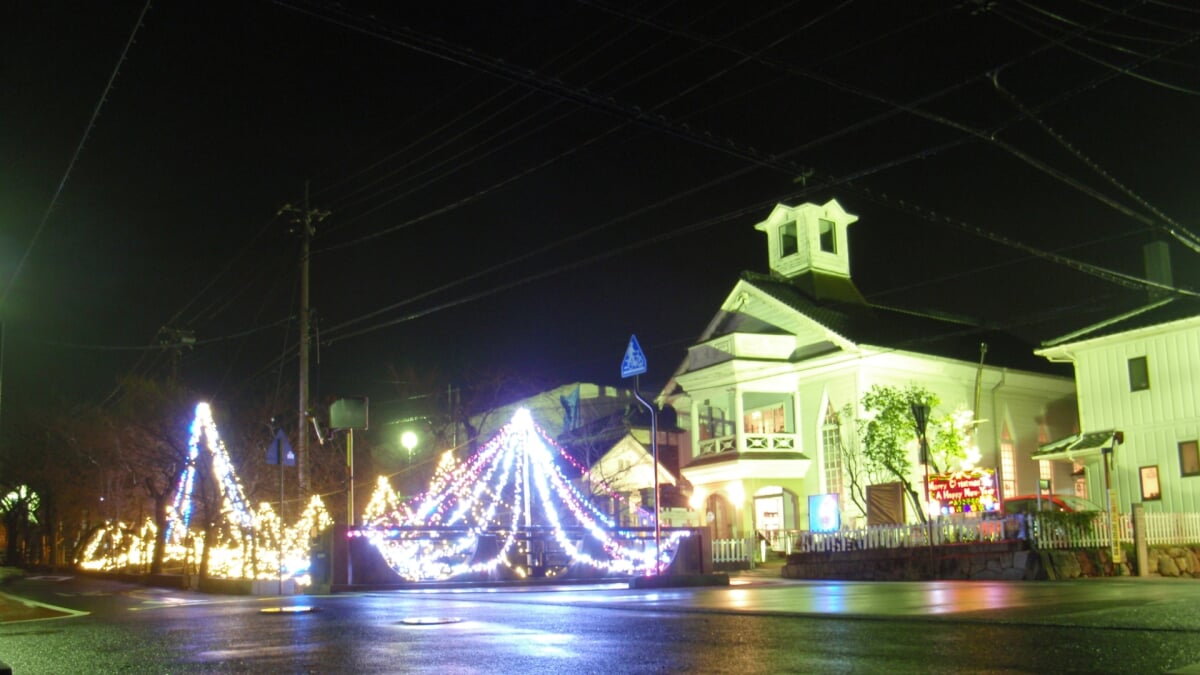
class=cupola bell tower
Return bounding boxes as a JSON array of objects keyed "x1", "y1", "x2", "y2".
[{"x1": 754, "y1": 198, "x2": 857, "y2": 280}]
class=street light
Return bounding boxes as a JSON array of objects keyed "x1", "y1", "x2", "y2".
[
  {"x1": 909, "y1": 400, "x2": 937, "y2": 574},
  {"x1": 910, "y1": 402, "x2": 932, "y2": 522},
  {"x1": 401, "y1": 430, "x2": 418, "y2": 464}
]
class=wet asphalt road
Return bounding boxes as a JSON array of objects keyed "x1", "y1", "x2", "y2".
[{"x1": 3, "y1": 574, "x2": 1200, "y2": 673}]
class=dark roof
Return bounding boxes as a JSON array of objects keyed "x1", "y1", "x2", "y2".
[
  {"x1": 738, "y1": 271, "x2": 1069, "y2": 376},
  {"x1": 556, "y1": 404, "x2": 684, "y2": 477},
  {"x1": 785, "y1": 270, "x2": 867, "y2": 304},
  {"x1": 1042, "y1": 296, "x2": 1200, "y2": 347}
]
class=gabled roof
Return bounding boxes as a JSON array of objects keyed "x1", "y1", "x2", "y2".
[
  {"x1": 739, "y1": 272, "x2": 1064, "y2": 374},
  {"x1": 558, "y1": 404, "x2": 682, "y2": 477},
  {"x1": 1040, "y1": 296, "x2": 1200, "y2": 348}
]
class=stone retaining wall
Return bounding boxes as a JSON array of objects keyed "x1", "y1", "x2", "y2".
[
  {"x1": 784, "y1": 543, "x2": 1200, "y2": 581},
  {"x1": 783, "y1": 542, "x2": 1037, "y2": 581},
  {"x1": 1040, "y1": 545, "x2": 1200, "y2": 580}
]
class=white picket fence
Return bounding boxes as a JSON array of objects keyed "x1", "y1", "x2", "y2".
[
  {"x1": 711, "y1": 512, "x2": 1200, "y2": 564},
  {"x1": 712, "y1": 537, "x2": 751, "y2": 564},
  {"x1": 1030, "y1": 510, "x2": 1200, "y2": 550}
]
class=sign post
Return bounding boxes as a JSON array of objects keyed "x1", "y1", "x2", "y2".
[
  {"x1": 621, "y1": 335, "x2": 660, "y2": 574},
  {"x1": 265, "y1": 427, "x2": 295, "y2": 595},
  {"x1": 330, "y1": 397, "x2": 369, "y2": 586}
]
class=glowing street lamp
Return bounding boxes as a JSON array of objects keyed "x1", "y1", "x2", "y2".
[{"x1": 401, "y1": 430, "x2": 419, "y2": 464}]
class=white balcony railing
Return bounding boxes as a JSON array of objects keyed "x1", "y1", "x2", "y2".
[{"x1": 697, "y1": 433, "x2": 799, "y2": 457}]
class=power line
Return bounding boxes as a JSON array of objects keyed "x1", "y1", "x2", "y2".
[
  {"x1": 33, "y1": 317, "x2": 295, "y2": 352},
  {"x1": 0, "y1": 1, "x2": 152, "y2": 313},
  {"x1": 997, "y1": 3, "x2": 1200, "y2": 95}
]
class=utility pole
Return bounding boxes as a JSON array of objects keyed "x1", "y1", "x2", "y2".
[{"x1": 280, "y1": 184, "x2": 329, "y2": 496}]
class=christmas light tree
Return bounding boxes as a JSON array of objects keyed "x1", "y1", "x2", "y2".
[{"x1": 360, "y1": 408, "x2": 687, "y2": 581}]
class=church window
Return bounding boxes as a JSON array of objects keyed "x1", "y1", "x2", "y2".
[
  {"x1": 780, "y1": 220, "x2": 798, "y2": 257},
  {"x1": 818, "y1": 218, "x2": 837, "y2": 253}
]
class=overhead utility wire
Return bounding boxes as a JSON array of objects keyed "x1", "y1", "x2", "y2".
[
  {"x1": 38, "y1": 317, "x2": 296, "y2": 352},
  {"x1": 317, "y1": 0, "x2": 677, "y2": 237},
  {"x1": 1147, "y1": 0, "x2": 1200, "y2": 13},
  {"x1": 273, "y1": 0, "x2": 855, "y2": 181},
  {"x1": 854, "y1": 189, "x2": 1200, "y2": 298},
  {"x1": 991, "y1": 75, "x2": 1200, "y2": 253},
  {"x1": 589, "y1": 0, "x2": 1199, "y2": 245},
  {"x1": 293, "y1": 0, "x2": 1032, "y2": 269},
  {"x1": 317, "y1": 0, "x2": 844, "y2": 331},
  {"x1": 285, "y1": 0, "x2": 1195, "y2": 354},
  {"x1": 289, "y1": 0, "x2": 988, "y2": 262},
  {"x1": 1015, "y1": 0, "x2": 1200, "y2": 51},
  {"x1": 0, "y1": 0, "x2": 152, "y2": 312},
  {"x1": 309, "y1": 75, "x2": 497, "y2": 204},
  {"x1": 314, "y1": 0, "x2": 724, "y2": 252},
  {"x1": 1061, "y1": 0, "x2": 1198, "y2": 32},
  {"x1": 998, "y1": 4, "x2": 1200, "y2": 95},
  {"x1": 323, "y1": 0, "x2": 656, "y2": 219},
  {"x1": 314, "y1": 2, "x2": 1188, "y2": 340},
  {"x1": 325, "y1": 128, "x2": 1200, "y2": 348}
]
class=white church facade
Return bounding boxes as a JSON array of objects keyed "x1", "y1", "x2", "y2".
[{"x1": 658, "y1": 199, "x2": 1078, "y2": 539}]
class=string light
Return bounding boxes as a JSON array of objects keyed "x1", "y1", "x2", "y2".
[
  {"x1": 360, "y1": 408, "x2": 688, "y2": 581},
  {"x1": 80, "y1": 404, "x2": 687, "y2": 585},
  {"x1": 81, "y1": 403, "x2": 332, "y2": 586}
]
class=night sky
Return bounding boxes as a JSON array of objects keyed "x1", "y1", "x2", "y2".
[{"x1": 3, "y1": 1, "x2": 1199, "y2": 419}]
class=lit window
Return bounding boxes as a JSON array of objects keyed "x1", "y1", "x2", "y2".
[
  {"x1": 1140, "y1": 465, "x2": 1161, "y2": 501},
  {"x1": 818, "y1": 218, "x2": 837, "y2": 253},
  {"x1": 822, "y1": 407, "x2": 844, "y2": 497},
  {"x1": 780, "y1": 220, "x2": 798, "y2": 257},
  {"x1": 744, "y1": 405, "x2": 787, "y2": 434},
  {"x1": 1128, "y1": 356, "x2": 1149, "y2": 391},
  {"x1": 999, "y1": 425, "x2": 1015, "y2": 498}
]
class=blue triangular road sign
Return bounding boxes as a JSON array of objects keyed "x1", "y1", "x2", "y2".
[
  {"x1": 621, "y1": 334, "x2": 648, "y2": 378},
  {"x1": 267, "y1": 429, "x2": 296, "y2": 466}
]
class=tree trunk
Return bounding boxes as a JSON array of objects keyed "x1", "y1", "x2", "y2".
[
  {"x1": 150, "y1": 492, "x2": 168, "y2": 575},
  {"x1": 903, "y1": 482, "x2": 927, "y2": 524},
  {"x1": 199, "y1": 522, "x2": 214, "y2": 581}
]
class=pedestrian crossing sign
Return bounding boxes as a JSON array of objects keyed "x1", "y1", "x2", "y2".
[{"x1": 621, "y1": 334, "x2": 648, "y2": 378}]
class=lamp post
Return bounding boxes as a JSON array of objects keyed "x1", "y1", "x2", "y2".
[
  {"x1": 910, "y1": 401, "x2": 936, "y2": 571},
  {"x1": 910, "y1": 402, "x2": 932, "y2": 521},
  {"x1": 401, "y1": 431, "x2": 418, "y2": 466}
]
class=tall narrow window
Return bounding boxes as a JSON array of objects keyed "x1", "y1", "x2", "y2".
[
  {"x1": 818, "y1": 218, "x2": 837, "y2": 253},
  {"x1": 1000, "y1": 425, "x2": 1016, "y2": 498},
  {"x1": 1128, "y1": 356, "x2": 1150, "y2": 391},
  {"x1": 780, "y1": 220, "x2": 798, "y2": 257},
  {"x1": 822, "y1": 407, "x2": 844, "y2": 497},
  {"x1": 1180, "y1": 440, "x2": 1200, "y2": 477}
]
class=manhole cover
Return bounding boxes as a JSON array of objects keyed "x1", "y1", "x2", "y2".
[
  {"x1": 259, "y1": 605, "x2": 317, "y2": 615},
  {"x1": 400, "y1": 617, "x2": 463, "y2": 625}
]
